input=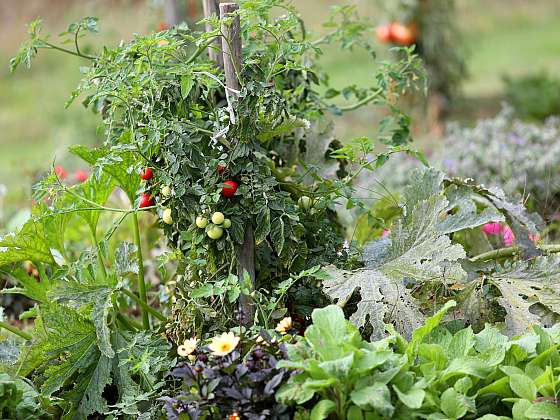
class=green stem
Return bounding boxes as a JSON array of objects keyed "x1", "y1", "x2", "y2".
[
  {"x1": 470, "y1": 244, "x2": 560, "y2": 262},
  {"x1": 116, "y1": 313, "x2": 141, "y2": 331},
  {"x1": 186, "y1": 37, "x2": 221, "y2": 65},
  {"x1": 42, "y1": 41, "x2": 96, "y2": 60},
  {"x1": 336, "y1": 88, "x2": 384, "y2": 112},
  {"x1": 121, "y1": 288, "x2": 167, "y2": 323},
  {"x1": 0, "y1": 321, "x2": 32, "y2": 341},
  {"x1": 132, "y1": 212, "x2": 150, "y2": 329},
  {"x1": 91, "y1": 229, "x2": 108, "y2": 280}
]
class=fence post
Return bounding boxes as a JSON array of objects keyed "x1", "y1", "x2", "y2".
[{"x1": 219, "y1": 2, "x2": 256, "y2": 327}]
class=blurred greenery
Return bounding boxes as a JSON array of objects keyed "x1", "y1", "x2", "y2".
[{"x1": 1, "y1": 0, "x2": 560, "y2": 224}]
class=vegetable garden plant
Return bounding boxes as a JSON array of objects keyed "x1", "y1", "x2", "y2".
[{"x1": 1, "y1": 1, "x2": 559, "y2": 418}]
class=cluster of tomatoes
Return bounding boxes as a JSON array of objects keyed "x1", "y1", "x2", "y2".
[
  {"x1": 137, "y1": 165, "x2": 239, "y2": 235},
  {"x1": 195, "y1": 211, "x2": 232, "y2": 240},
  {"x1": 376, "y1": 21, "x2": 418, "y2": 46}
]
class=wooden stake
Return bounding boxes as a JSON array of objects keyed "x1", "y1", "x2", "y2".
[
  {"x1": 220, "y1": 3, "x2": 242, "y2": 91},
  {"x1": 219, "y1": 2, "x2": 256, "y2": 327},
  {"x1": 202, "y1": 0, "x2": 224, "y2": 67},
  {"x1": 165, "y1": 0, "x2": 182, "y2": 26}
]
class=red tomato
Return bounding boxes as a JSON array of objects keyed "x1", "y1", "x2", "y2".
[
  {"x1": 221, "y1": 180, "x2": 238, "y2": 198},
  {"x1": 74, "y1": 170, "x2": 89, "y2": 183},
  {"x1": 376, "y1": 24, "x2": 392, "y2": 43},
  {"x1": 55, "y1": 165, "x2": 67, "y2": 180},
  {"x1": 217, "y1": 164, "x2": 226, "y2": 174},
  {"x1": 140, "y1": 168, "x2": 153, "y2": 180},
  {"x1": 157, "y1": 21, "x2": 169, "y2": 32},
  {"x1": 139, "y1": 193, "x2": 155, "y2": 208},
  {"x1": 390, "y1": 22, "x2": 418, "y2": 46}
]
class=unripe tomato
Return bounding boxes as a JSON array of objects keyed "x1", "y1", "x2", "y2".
[
  {"x1": 298, "y1": 196, "x2": 313, "y2": 211},
  {"x1": 390, "y1": 22, "x2": 418, "y2": 45},
  {"x1": 196, "y1": 216, "x2": 208, "y2": 228},
  {"x1": 140, "y1": 168, "x2": 153, "y2": 180},
  {"x1": 161, "y1": 185, "x2": 172, "y2": 197},
  {"x1": 207, "y1": 225, "x2": 224, "y2": 240},
  {"x1": 211, "y1": 212, "x2": 225, "y2": 225},
  {"x1": 139, "y1": 193, "x2": 154, "y2": 208},
  {"x1": 376, "y1": 24, "x2": 392, "y2": 43},
  {"x1": 162, "y1": 208, "x2": 173, "y2": 224},
  {"x1": 222, "y1": 218, "x2": 231, "y2": 229},
  {"x1": 221, "y1": 180, "x2": 238, "y2": 198}
]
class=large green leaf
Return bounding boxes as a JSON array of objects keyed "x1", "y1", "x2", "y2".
[
  {"x1": 350, "y1": 383, "x2": 394, "y2": 418},
  {"x1": 447, "y1": 177, "x2": 542, "y2": 257},
  {"x1": 0, "y1": 266, "x2": 53, "y2": 302},
  {"x1": 38, "y1": 304, "x2": 111, "y2": 419},
  {"x1": 70, "y1": 144, "x2": 140, "y2": 202},
  {"x1": 525, "y1": 402, "x2": 560, "y2": 419},
  {"x1": 487, "y1": 256, "x2": 560, "y2": 335},
  {"x1": 0, "y1": 219, "x2": 54, "y2": 267},
  {"x1": 49, "y1": 282, "x2": 116, "y2": 358},
  {"x1": 440, "y1": 388, "x2": 471, "y2": 418},
  {"x1": 110, "y1": 331, "x2": 142, "y2": 415},
  {"x1": 73, "y1": 171, "x2": 115, "y2": 235},
  {"x1": 437, "y1": 185, "x2": 503, "y2": 234},
  {"x1": 324, "y1": 170, "x2": 467, "y2": 339},
  {"x1": 304, "y1": 305, "x2": 361, "y2": 360},
  {"x1": 310, "y1": 399, "x2": 337, "y2": 420},
  {"x1": 114, "y1": 242, "x2": 138, "y2": 276},
  {"x1": 407, "y1": 300, "x2": 456, "y2": 360}
]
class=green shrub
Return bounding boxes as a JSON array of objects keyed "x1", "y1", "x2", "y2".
[{"x1": 504, "y1": 72, "x2": 560, "y2": 121}]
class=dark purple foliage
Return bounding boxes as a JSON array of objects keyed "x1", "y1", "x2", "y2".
[{"x1": 159, "y1": 341, "x2": 293, "y2": 420}]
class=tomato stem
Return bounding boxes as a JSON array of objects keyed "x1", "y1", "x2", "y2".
[
  {"x1": 132, "y1": 211, "x2": 151, "y2": 329},
  {"x1": 42, "y1": 41, "x2": 96, "y2": 60}
]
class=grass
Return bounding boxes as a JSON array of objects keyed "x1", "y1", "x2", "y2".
[{"x1": 1, "y1": 0, "x2": 560, "y2": 222}]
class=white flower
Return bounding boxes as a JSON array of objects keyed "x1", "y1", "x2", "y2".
[
  {"x1": 208, "y1": 332, "x2": 240, "y2": 356},
  {"x1": 275, "y1": 317, "x2": 293, "y2": 334},
  {"x1": 177, "y1": 338, "x2": 197, "y2": 357}
]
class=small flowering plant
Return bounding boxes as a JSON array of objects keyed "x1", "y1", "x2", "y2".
[{"x1": 162, "y1": 330, "x2": 294, "y2": 420}]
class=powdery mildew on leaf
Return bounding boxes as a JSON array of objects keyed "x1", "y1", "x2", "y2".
[
  {"x1": 488, "y1": 256, "x2": 560, "y2": 335},
  {"x1": 324, "y1": 168, "x2": 477, "y2": 339}
]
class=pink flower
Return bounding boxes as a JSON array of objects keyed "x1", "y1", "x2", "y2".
[
  {"x1": 482, "y1": 223, "x2": 502, "y2": 236},
  {"x1": 502, "y1": 226, "x2": 515, "y2": 247},
  {"x1": 381, "y1": 229, "x2": 391, "y2": 238},
  {"x1": 74, "y1": 170, "x2": 89, "y2": 183},
  {"x1": 482, "y1": 222, "x2": 518, "y2": 247}
]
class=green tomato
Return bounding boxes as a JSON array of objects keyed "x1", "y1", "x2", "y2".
[
  {"x1": 207, "y1": 224, "x2": 224, "y2": 240},
  {"x1": 211, "y1": 212, "x2": 225, "y2": 225},
  {"x1": 161, "y1": 185, "x2": 172, "y2": 197},
  {"x1": 298, "y1": 195, "x2": 313, "y2": 211},
  {"x1": 162, "y1": 208, "x2": 173, "y2": 224},
  {"x1": 196, "y1": 216, "x2": 208, "y2": 228},
  {"x1": 222, "y1": 218, "x2": 231, "y2": 229}
]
